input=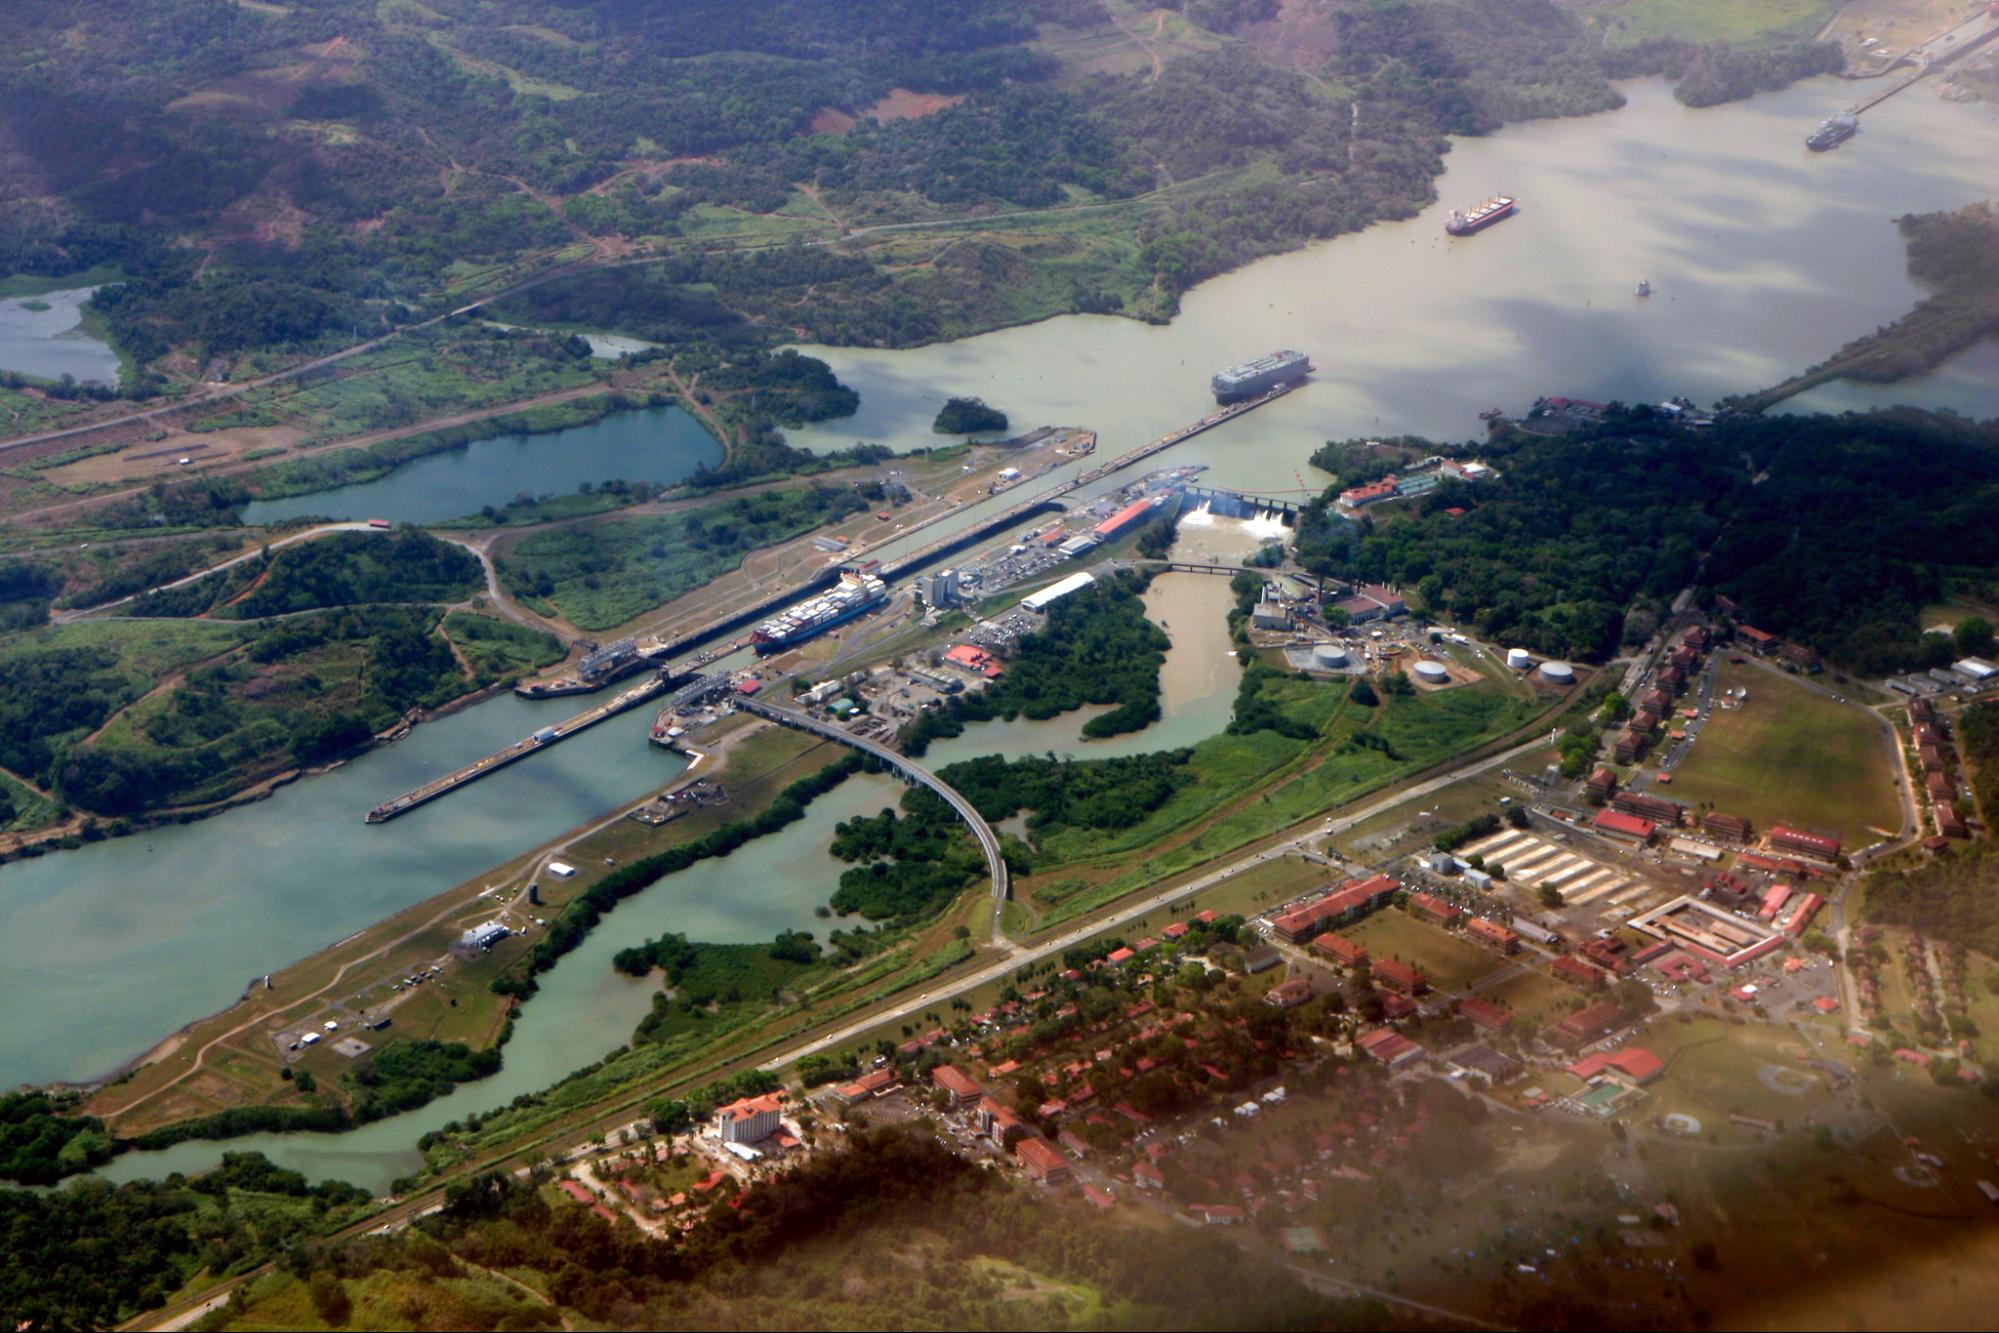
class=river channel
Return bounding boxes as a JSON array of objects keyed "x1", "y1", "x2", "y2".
[
  {"x1": 239, "y1": 404, "x2": 723, "y2": 527},
  {"x1": 16, "y1": 73, "x2": 1999, "y2": 1184},
  {"x1": 786, "y1": 78, "x2": 1999, "y2": 485}
]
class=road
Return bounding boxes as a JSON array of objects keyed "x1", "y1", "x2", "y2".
[
  {"x1": 762, "y1": 731, "x2": 1555, "y2": 1071},
  {"x1": 734, "y1": 696, "x2": 1012, "y2": 940},
  {"x1": 52, "y1": 521, "x2": 379, "y2": 622}
]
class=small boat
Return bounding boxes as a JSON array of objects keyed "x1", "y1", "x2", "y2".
[{"x1": 1635, "y1": 279, "x2": 1652, "y2": 298}]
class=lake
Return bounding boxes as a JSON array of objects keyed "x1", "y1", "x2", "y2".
[
  {"x1": 0, "y1": 287, "x2": 120, "y2": 387},
  {"x1": 239, "y1": 404, "x2": 723, "y2": 526}
]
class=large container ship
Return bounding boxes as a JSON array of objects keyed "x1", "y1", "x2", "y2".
[
  {"x1": 1445, "y1": 195, "x2": 1516, "y2": 236},
  {"x1": 1211, "y1": 350, "x2": 1311, "y2": 403},
  {"x1": 750, "y1": 569, "x2": 887, "y2": 654},
  {"x1": 1806, "y1": 113, "x2": 1857, "y2": 152}
]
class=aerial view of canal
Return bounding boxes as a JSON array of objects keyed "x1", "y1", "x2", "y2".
[{"x1": 12, "y1": 72, "x2": 1999, "y2": 1185}]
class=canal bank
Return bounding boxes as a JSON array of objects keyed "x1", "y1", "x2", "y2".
[{"x1": 93, "y1": 769, "x2": 910, "y2": 1194}]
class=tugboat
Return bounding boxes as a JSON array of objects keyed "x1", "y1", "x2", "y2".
[
  {"x1": 1635, "y1": 279, "x2": 1652, "y2": 298},
  {"x1": 1806, "y1": 112, "x2": 1858, "y2": 152}
]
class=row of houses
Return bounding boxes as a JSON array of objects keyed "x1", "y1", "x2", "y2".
[
  {"x1": 1614, "y1": 625, "x2": 1712, "y2": 762},
  {"x1": 1910, "y1": 696, "x2": 1972, "y2": 842}
]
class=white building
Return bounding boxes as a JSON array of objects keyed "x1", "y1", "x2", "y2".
[
  {"x1": 1023, "y1": 571, "x2": 1096, "y2": 612},
  {"x1": 716, "y1": 1092, "x2": 784, "y2": 1145}
]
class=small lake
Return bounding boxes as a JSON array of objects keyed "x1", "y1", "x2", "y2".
[
  {"x1": 240, "y1": 404, "x2": 724, "y2": 527},
  {"x1": 0, "y1": 287, "x2": 120, "y2": 387}
]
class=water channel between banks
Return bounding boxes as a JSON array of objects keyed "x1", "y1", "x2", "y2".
[
  {"x1": 88, "y1": 540, "x2": 1260, "y2": 1191},
  {"x1": 15, "y1": 73, "x2": 1999, "y2": 1184}
]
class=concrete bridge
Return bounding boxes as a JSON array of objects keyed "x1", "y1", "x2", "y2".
[
  {"x1": 733, "y1": 696, "x2": 1012, "y2": 941},
  {"x1": 1177, "y1": 483, "x2": 1304, "y2": 525}
]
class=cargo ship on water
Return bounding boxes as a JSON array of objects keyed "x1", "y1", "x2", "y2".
[
  {"x1": 750, "y1": 568, "x2": 887, "y2": 654},
  {"x1": 1211, "y1": 350, "x2": 1311, "y2": 403},
  {"x1": 1445, "y1": 195, "x2": 1516, "y2": 236},
  {"x1": 1806, "y1": 113, "x2": 1857, "y2": 152}
]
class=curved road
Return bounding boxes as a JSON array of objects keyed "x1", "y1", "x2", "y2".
[{"x1": 733, "y1": 696, "x2": 1012, "y2": 939}]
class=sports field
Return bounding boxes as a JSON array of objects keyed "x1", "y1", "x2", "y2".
[{"x1": 1663, "y1": 661, "x2": 1900, "y2": 848}]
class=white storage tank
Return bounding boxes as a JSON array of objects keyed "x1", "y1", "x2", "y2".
[
  {"x1": 1538, "y1": 661, "x2": 1576, "y2": 685},
  {"x1": 1313, "y1": 643, "x2": 1349, "y2": 669},
  {"x1": 1413, "y1": 659, "x2": 1449, "y2": 685},
  {"x1": 1506, "y1": 647, "x2": 1532, "y2": 671}
]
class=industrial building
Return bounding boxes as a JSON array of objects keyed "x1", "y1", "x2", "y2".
[{"x1": 1022, "y1": 571, "x2": 1096, "y2": 612}]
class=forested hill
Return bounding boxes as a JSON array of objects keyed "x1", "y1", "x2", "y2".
[
  {"x1": 1294, "y1": 409, "x2": 1999, "y2": 672},
  {"x1": 2, "y1": 0, "x2": 1840, "y2": 391}
]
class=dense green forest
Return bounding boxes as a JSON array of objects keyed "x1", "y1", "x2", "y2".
[
  {"x1": 933, "y1": 396, "x2": 1009, "y2": 434},
  {"x1": 1297, "y1": 410, "x2": 1999, "y2": 672},
  {"x1": 0, "y1": 1092, "x2": 114, "y2": 1186},
  {"x1": 1865, "y1": 843, "x2": 1999, "y2": 957},
  {"x1": 0, "y1": 1153, "x2": 371, "y2": 1330},
  {"x1": 0, "y1": 0, "x2": 1844, "y2": 393},
  {"x1": 902, "y1": 572, "x2": 1170, "y2": 754},
  {"x1": 135, "y1": 528, "x2": 482, "y2": 619}
]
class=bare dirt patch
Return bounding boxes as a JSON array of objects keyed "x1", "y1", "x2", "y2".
[
  {"x1": 867, "y1": 88, "x2": 965, "y2": 121},
  {"x1": 1239, "y1": 0, "x2": 1345, "y2": 77},
  {"x1": 809, "y1": 107, "x2": 858, "y2": 136}
]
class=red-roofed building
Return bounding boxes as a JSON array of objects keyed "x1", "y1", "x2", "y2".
[
  {"x1": 1465, "y1": 918, "x2": 1520, "y2": 955},
  {"x1": 1408, "y1": 892, "x2": 1464, "y2": 928},
  {"x1": 1703, "y1": 812, "x2": 1752, "y2": 843},
  {"x1": 1269, "y1": 875, "x2": 1398, "y2": 943},
  {"x1": 1162, "y1": 921, "x2": 1189, "y2": 940},
  {"x1": 716, "y1": 1092, "x2": 785, "y2": 1144},
  {"x1": 1739, "y1": 626, "x2": 1779, "y2": 652},
  {"x1": 1586, "y1": 767, "x2": 1620, "y2": 800},
  {"x1": 1313, "y1": 932, "x2": 1369, "y2": 967},
  {"x1": 1015, "y1": 1136, "x2": 1072, "y2": 1183},
  {"x1": 931, "y1": 1064, "x2": 983, "y2": 1108},
  {"x1": 1769, "y1": 825, "x2": 1841, "y2": 861},
  {"x1": 1266, "y1": 979, "x2": 1314, "y2": 1009},
  {"x1": 1356, "y1": 1027, "x2": 1423, "y2": 1067},
  {"x1": 978, "y1": 1098, "x2": 1031, "y2": 1149},
  {"x1": 1551, "y1": 954, "x2": 1608, "y2": 991},
  {"x1": 1373, "y1": 957, "x2": 1428, "y2": 996},
  {"x1": 832, "y1": 1067, "x2": 899, "y2": 1105},
  {"x1": 558, "y1": 1180, "x2": 594, "y2": 1204},
  {"x1": 1594, "y1": 808, "x2": 1656, "y2": 845},
  {"x1": 1105, "y1": 946, "x2": 1136, "y2": 967},
  {"x1": 1459, "y1": 996, "x2": 1512, "y2": 1032},
  {"x1": 1094, "y1": 498, "x2": 1163, "y2": 541},
  {"x1": 943, "y1": 644, "x2": 1003, "y2": 679},
  {"x1": 1550, "y1": 1000, "x2": 1631, "y2": 1049},
  {"x1": 734, "y1": 677, "x2": 763, "y2": 695}
]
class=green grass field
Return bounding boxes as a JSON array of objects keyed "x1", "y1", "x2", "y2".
[
  {"x1": 1586, "y1": 0, "x2": 1837, "y2": 49},
  {"x1": 1348, "y1": 910, "x2": 1509, "y2": 993},
  {"x1": 1663, "y1": 661, "x2": 1900, "y2": 847}
]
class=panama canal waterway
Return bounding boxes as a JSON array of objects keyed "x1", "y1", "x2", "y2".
[{"x1": 17, "y1": 74, "x2": 1999, "y2": 1185}]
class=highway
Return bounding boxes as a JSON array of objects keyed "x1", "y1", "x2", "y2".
[
  {"x1": 734, "y1": 696, "x2": 1012, "y2": 939},
  {"x1": 761, "y1": 731, "x2": 1555, "y2": 1071}
]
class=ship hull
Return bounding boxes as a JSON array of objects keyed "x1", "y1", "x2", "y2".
[
  {"x1": 1211, "y1": 354, "x2": 1310, "y2": 403},
  {"x1": 751, "y1": 594, "x2": 884, "y2": 654},
  {"x1": 1446, "y1": 203, "x2": 1516, "y2": 236}
]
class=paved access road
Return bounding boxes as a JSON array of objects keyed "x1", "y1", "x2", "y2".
[{"x1": 762, "y1": 732, "x2": 1554, "y2": 1071}]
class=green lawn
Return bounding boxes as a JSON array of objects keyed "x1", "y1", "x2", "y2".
[
  {"x1": 1663, "y1": 661, "x2": 1900, "y2": 847},
  {"x1": 1348, "y1": 910, "x2": 1509, "y2": 993},
  {"x1": 1588, "y1": 0, "x2": 1837, "y2": 49}
]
